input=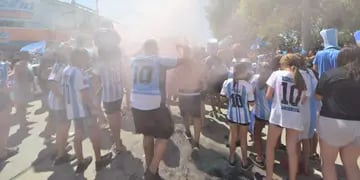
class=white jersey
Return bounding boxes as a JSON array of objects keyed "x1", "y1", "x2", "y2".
[
  {"x1": 266, "y1": 70, "x2": 308, "y2": 131},
  {"x1": 250, "y1": 74, "x2": 271, "y2": 120},
  {"x1": 61, "y1": 66, "x2": 90, "y2": 120},
  {"x1": 48, "y1": 62, "x2": 66, "y2": 111},
  {"x1": 299, "y1": 68, "x2": 319, "y2": 138},
  {"x1": 93, "y1": 61, "x2": 123, "y2": 103},
  {"x1": 221, "y1": 79, "x2": 254, "y2": 124}
]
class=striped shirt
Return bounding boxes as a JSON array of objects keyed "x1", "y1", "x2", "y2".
[
  {"x1": 300, "y1": 69, "x2": 319, "y2": 134},
  {"x1": 250, "y1": 74, "x2": 271, "y2": 120},
  {"x1": 131, "y1": 55, "x2": 178, "y2": 110},
  {"x1": 0, "y1": 62, "x2": 8, "y2": 88},
  {"x1": 48, "y1": 62, "x2": 66, "y2": 111},
  {"x1": 61, "y1": 66, "x2": 90, "y2": 120},
  {"x1": 221, "y1": 79, "x2": 254, "y2": 124},
  {"x1": 93, "y1": 61, "x2": 123, "y2": 103}
]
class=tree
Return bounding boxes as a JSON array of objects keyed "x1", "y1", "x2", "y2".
[{"x1": 206, "y1": 0, "x2": 360, "y2": 49}]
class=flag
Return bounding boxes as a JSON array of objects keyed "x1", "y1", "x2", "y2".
[
  {"x1": 354, "y1": 30, "x2": 360, "y2": 45},
  {"x1": 20, "y1": 41, "x2": 46, "y2": 54}
]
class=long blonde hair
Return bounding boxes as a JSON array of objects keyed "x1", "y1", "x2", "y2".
[{"x1": 280, "y1": 54, "x2": 307, "y2": 91}]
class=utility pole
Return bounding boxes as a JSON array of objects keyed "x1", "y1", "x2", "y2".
[{"x1": 301, "y1": 0, "x2": 312, "y2": 53}]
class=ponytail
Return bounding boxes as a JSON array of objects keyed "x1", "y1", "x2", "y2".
[{"x1": 293, "y1": 65, "x2": 307, "y2": 92}]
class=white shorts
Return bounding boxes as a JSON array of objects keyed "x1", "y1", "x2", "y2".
[{"x1": 317, "y1": 116, "x2": 360, "y2": 147}]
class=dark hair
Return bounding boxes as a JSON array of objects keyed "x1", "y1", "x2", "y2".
[
  {"x1": 337, "y1": 47, "x2": 358, "y2": 67},
  {"x1": 232, "y1": 61, "x2": 251, "y2": 90},
  {"x1": 280, "y1": 54, "x2": 307, "y2": 91},
  {"x1": 270, "y1": 55, "x2": 282, "y2": 71},
  {"x1": 346, "y1": 47, "x2": 360, "y2": 81},
  {"x1": 143, "y1": 39, "x2": 158, "y2": 55},
  {"x1": 258, "y1": 62, "x2": 272, "y2": 89},
  {"x1": 70, "y1": 49, "x2": 89, "y2": 66}
]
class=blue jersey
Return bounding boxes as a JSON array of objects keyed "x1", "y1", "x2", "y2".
[
  {"x1": 130, "y1": 55, "x2": 177, "y2": 110},
  {"x1": 250, "y1": 75, "x2": 271, "y2": 120},
  {"x1": 61, "y1": 66, "x2": 90, "y2": 120},
  {"x1": 48, "y1": 62, "x2": 67, "y2": 111},
  {"x1": 0, "y1": 62, "x2": 8, "y2": 88},
  {"x1": 221, "y1": 79, "x2": 254, "y2": 125},
  {"x1": 93, "y1": 61, "x2": 123, "y2": 102}
]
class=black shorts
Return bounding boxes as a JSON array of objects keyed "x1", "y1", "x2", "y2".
[
  {"x1": 255, "y1": 116, "x2": 269, "y2": 122},
  {"x1": 0, "y1": 93, "x2": 11, "y2": 111},
  {"x1": 132, "y1": 106, "x2": 174, "y2": 139},
  {"x1": 179, "y1": 95, "x2": 201, "y2": 118},
  {"x1": 103, "y1": 99, "x2": 122, "y2": 115}
]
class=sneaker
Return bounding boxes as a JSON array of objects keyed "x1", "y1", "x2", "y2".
[
  {"x1": 0, "y1": 147, "x2": 19, "y2": 162},
  {"x1": 310, "y1": 153, "x2": 320, "y2": 161},
  {"x1": 112, "y1": 142, "x2": 127, "y2": 155},
  {"x1": 95, "y1": 152, "x2": 113, "y2": 171},
  {"x1": 75, "y1": 157, "x2": 93, "y2": 174},
  {"x1": 53, "y1": 153, "x2": 76, "y2": 166},
  {"x1": 240, "y1": 161, "x2": 253, "y2": 171},
  {"x1": 192, "y1": 142, "x2": 200, "y2": 152},
  {"x1": 276, "y1": 144, "x2": 287, "y2": 152},
  {"x1": 249, "y1": 153, "x2": 265, "y2": 169},
  {"x1": 185, "y1": 131, "x2": 192, "y2": 140},
  {"x1": 254, "y1": 172, "x2": 265, "y2": 180},
  {"x1": 144, "y1": 169, "x2": 163, "y2": 180},
  {"x1": 228, "y1": 156, "x2": 237, "y2": 168}
]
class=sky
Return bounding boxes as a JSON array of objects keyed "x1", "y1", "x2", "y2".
[{"x1": 60, "y1": 0, "x2": 212, "y2": 50}]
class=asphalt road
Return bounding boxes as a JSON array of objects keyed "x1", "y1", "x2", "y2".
[{"x1": 0, "y1": 100, "x2": 357, "y2": 180}]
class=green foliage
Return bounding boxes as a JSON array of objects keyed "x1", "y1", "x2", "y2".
[{"x1": 206, "y1": 0, "x2": 360, "y2": 49}]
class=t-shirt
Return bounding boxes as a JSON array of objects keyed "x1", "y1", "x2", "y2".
[
  {"x1": 130, "y1": 55, "x2": 177, "y2": 110},
  {"x1": 221, "y1": 79, "x2": 254, "y2": 124},
  {"x1": 250, "y1": 74, "x2": 271, "y2": 120},
  {"x1": 316, "y1": 67, "x2": 360, "y2": 121},
  {"x1": 313, "y1": 47, "x2": 339, "y2": 78},
  {"x1": 93, "y1": 60, "x2": 123, "y2": 102},
  {"x1": 61, "y1": 65, "x2": 90, "y2": 120},
  {"x1": 48, "y1": 62, "x2": 66, "y2": 111},
  {"x1": 0, "y1": 62, "x2": 9, "y2": 88},
  {"x1": 299, "y1": 69, "x2": 320, "y2": 132},
  {"x1": 266, "y1": 70, "x2": 307, "y2": 131}
]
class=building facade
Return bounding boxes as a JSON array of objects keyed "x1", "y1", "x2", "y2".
[{"x1": 0, "y1": 0, "x2": 103, "y2": 49}]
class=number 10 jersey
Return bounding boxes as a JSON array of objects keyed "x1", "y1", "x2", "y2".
[
  {"x1": 130, "y1": 55, "x2": 177, "y2": 110},
  {"x1": 267, "y1": 70, "x2": 308, "y2": 131}
]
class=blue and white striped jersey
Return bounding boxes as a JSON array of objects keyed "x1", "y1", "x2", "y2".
[
  {"x1": 250, "y1": 75, "x2": 271, "y2": 120},
  {"x1": 130, "y1": 55, "x2": 177, "y2": 110},
  {"x1": 0, "y1": 62, "x2": 9, "y2": 88},
  {"x1": 299, "y1": 68, "x2": 319, "y2": 137},
  {"x1": 48, "y1": 62, "x2": 66, "y2": 111},
  {"x1": 61, "y1": 65, "x2": 90, "y2": 120},
  {"x1": 221, "y1": 79, "x2": 255, "y2": 124},
  {"x1": 93, "y1": 61, "x2": 123, "y2": 103}
]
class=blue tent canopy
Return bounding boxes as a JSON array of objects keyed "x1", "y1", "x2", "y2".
[{"x1": 20, "y1": 41, "x2": 46, "y2": 54}]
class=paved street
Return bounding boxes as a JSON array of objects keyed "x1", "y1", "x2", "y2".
[{"x1": 0, "y1": 100, "x2": 358, "y2": 180}]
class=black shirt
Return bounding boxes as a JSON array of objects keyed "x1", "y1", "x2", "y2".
[{"x1": 316, "y1": 67, "x2": 360, "y2": 121}]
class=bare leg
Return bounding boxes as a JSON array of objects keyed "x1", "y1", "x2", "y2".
[
  {"x1": 254, "y1": 120, "x2": 266, "y2": 161},
  {"x1": 148, "y1": 138, "x2": 168, "y2": 174},
  {"x1": 183, "y1": 114, "x2": 191, "y2": 136},
  {"x1": 88, "y1": 120, "x2": 101, "y2": 161},
  {"x1": 108, "y1": 111, "x2": 122, "y2": 149},
  {"x1": 143, "y1": 135, "x2": 154, "y2": 169},
  {"x1": 310, "y1": 133, "x2": 319, "y2": 155},
  {"x1": 229, "y1": 124, "x2": 238, "y2": 162},
  {"x1": 193, "y1": 117, "x2": 202, "y2": 145},
  {"x1": 265, "y1": 124, "x2": 282, "y2": 180},
  {"x1": 286, "y1": 129, "x2": 301, "y2": 180},
  {"x1": 319, "y1": 138, "x2": 339, "y2": 180},
  {"x1": 0, "y1": 106, "x2": 11, "y2": 157},
  {"x1": 339, "y1": 144, "x2": 360, "y2": 180},
  {"x1": 301, "y1": 139, "x2": 311, "y2": 175},
  {"x1": 239, "y1": 125, "x2": 249, "y2": 165},
  {"x1": 74, "y1": 126, "x2": 84, "y2": 162},
  {"x1": 55, "y1": 120, "x2": 70, "y2": 157}
]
